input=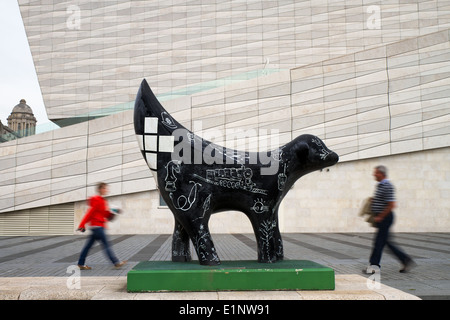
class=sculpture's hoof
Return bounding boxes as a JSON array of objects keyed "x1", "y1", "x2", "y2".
[
  {"x1": 172, "y1": 256, "x2": 192, "y2": 262},
  {"x1": 199, "y1": 260, "x2": 221, "y2": 266}
]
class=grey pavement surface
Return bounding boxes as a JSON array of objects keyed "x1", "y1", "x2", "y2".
[{"x1": 0, "y1": 232, "x2": 449, "y2": 300}]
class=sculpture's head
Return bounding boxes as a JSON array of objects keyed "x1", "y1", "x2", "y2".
[{"x1": 288, "y1": 134, "x2": 339, "y2": 176}]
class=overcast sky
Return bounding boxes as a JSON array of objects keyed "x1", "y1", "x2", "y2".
[{"x1": 0, "y1": 0, "x2": 50, "y2": 127}]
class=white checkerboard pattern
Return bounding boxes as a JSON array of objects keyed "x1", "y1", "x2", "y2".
[{"x1": 136, "y1": 117, "x2": 175, "y2": 171}]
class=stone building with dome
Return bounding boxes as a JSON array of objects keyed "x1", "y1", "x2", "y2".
[
  {"x1": 0, "y1": 120, "x2": 18, "y2": 142},
  {"x1": 6, "y1": 99, "x2": 37, "y2": 138}
]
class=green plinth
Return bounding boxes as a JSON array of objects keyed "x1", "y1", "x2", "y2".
[{"x1": 127, "y1": 260, "x2": 334, "y2": 292}]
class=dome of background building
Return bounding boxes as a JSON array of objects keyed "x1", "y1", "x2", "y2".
[
  {"x1": 11, "y1": 99, "x2": 34, "y2": 115},
  {"x1": 7, "y1": 99, "x2": 37, "y2": 137}
]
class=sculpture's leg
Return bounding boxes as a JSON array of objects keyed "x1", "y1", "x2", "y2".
[
  {"x1": 273, "y1": 212, "x2": 284, "y2": 261},
  {"x1": 190, "y1": 222, "x2": 221, "y2": 266},
  {"x1": 171, "y1": 219, "x2": 191, "y2": 262},
  {"x1": 258, "y1": 222, "x2": 277, "y2": 263},
  {"x1": 248, "y1": 214, "x2": 277, "y2": 263}
]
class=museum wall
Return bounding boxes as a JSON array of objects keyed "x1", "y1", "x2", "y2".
[
  {"x1": 73, "y1": 146, "x2": 449, "y2": 234},
  {"x1": 2, "y1": 0, "x2": 450, "y2": 234},
  {"x1": 1, "y1": 29, "x2": 449, "y2": 217}
]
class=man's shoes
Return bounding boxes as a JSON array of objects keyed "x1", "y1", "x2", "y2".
[
  {"x1": 400, "y1": 259, "x2": 416, "y2": 273},
  {"x1": 114, "y1": 260, "x2": 127, "y2": 269},
  {"x1": 363, "y1": 265, "x2": 380, "y2": 274},
  {"x1": 78, "y1": 265, "x2": 92, "y2": 270}
]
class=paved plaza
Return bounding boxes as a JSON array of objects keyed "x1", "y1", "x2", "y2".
[{"x1": 0, "y1": 232, "x2": 449, "y2": 300}]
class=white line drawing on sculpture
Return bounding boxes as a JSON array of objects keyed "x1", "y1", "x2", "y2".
[
  {"x1": 169, "y1": 181, "x2": 202, "y2": 211},
  {"x1": 251, "y1": 198, "x2": 269, "y2": 214},
  {"x1": 161, "y1": 111, "x2": 177, "y2": 129},
  {"x1": 164, "y1": 160, "x2": 181, "y2": 192},
  {"x1": 192, "y1": 164, "x2": 268, "y2": 195},
  {"x1": 277, "y1": 163, "x2": 287, "y2": 191},
  {"x1": 312, "y1": 137, "x2": 332, "y2": 160}
]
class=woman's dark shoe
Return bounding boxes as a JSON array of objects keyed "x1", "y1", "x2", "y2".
[{"x1": 400, "y1": 259, "x2": 416, "y2": 273}]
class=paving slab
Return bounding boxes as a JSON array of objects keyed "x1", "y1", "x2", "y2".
[
  {"x1": 0, "y1": 274, "x2": 419, "y2": 300},
  {"x1": 1, "y1": 233, "x2": 449, "y2": 300}
]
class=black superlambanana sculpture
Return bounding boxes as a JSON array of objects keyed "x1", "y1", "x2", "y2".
[{"x1": 134, "y1": 79, "x2": 339, "y2": 265}]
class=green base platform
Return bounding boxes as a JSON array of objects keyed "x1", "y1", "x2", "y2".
[{"x1": 127, "y1": 260, "x2": 335, "y2": 292}]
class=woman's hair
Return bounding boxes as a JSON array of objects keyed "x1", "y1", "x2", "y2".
[{"x1": 97, "y1": 182, "x2": 108, "y2": 193}]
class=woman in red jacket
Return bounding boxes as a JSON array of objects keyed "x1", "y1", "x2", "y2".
[{"x1": 76, "y1": 182, "x2": 126, "y2": 270}]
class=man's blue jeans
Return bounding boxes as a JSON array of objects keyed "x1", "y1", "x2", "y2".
[
  {"x1": 78, "y1": 227, "x2": 119, "y2": 266},
  {"x1": 369, "y1": 212, "x2": 409, "y2": 267}
]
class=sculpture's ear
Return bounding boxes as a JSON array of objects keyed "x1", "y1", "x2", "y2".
[{"x1": 295, "y1": 142, "x2": 310, "y2": 161}]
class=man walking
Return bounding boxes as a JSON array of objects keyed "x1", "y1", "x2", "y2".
[{"x1": 364, "y1": 166, "x2": 415, "y2": 274}]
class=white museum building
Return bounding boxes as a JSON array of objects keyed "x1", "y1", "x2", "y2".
[{"x1": 0, "y1": 0, "x2": 448, "y2": 235}]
